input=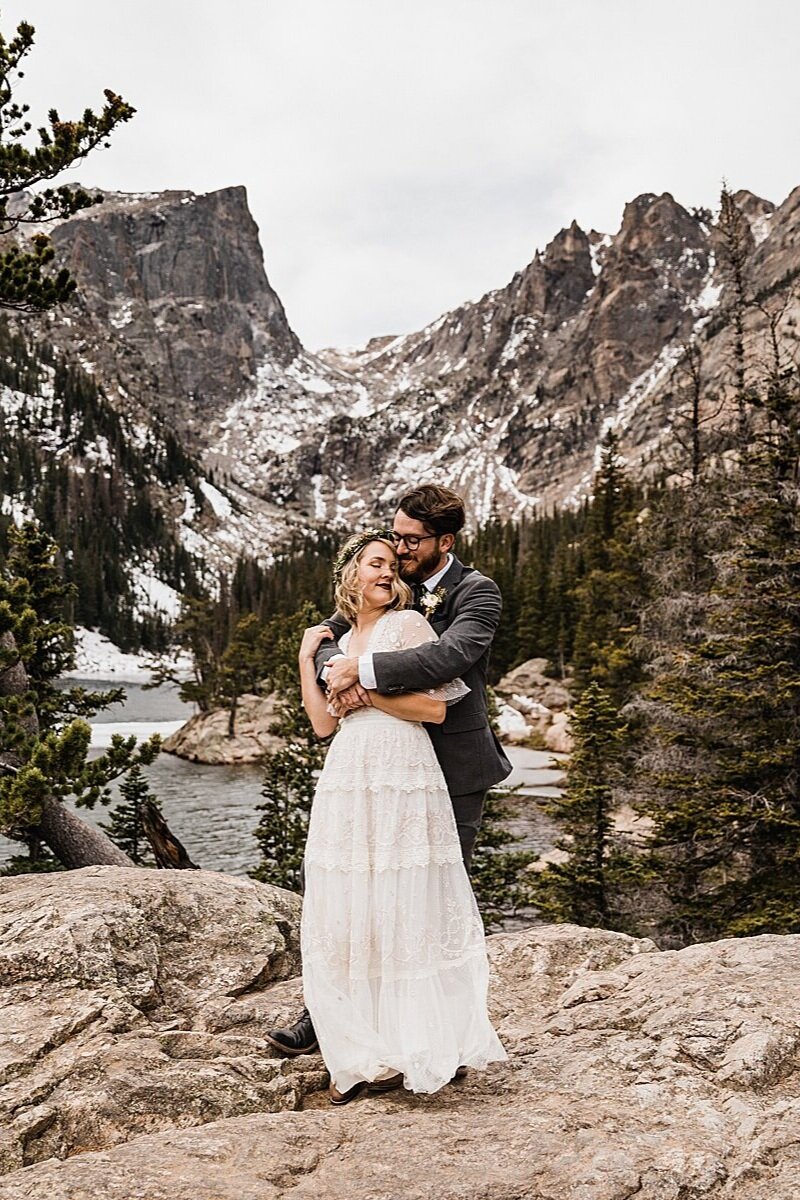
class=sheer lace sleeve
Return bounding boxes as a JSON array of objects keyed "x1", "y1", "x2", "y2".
[{"x1": 392, "y1": 610, "x2": 470, "y2": 706}]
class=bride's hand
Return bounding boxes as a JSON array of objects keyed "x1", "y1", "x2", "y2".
[{"x1": 298, "y1": 624, "x2": 334, "y2": 663}]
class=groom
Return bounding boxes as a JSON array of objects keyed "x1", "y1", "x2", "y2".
[{"x1": 266, "y1": 482, "x2": 512, "y2": 1057}]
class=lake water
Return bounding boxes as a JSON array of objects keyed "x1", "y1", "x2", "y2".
[{"x1": 0, "y1": 682, "x2": 564, "y2": 876}]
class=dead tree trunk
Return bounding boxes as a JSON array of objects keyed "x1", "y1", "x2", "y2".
[
  {"x1": 142, "y1": 799, "x2": 199, "y2": 869},
  {"x1": 0, "y1": 630, "x2": 134, "y2": 869}
]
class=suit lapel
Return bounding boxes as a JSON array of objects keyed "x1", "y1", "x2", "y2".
[
  {"x1": 427, "y1": 557, "x2": 471, "y2": 628},
  {"x1": 438, "y1": 556, "x2": 469, "y2": 593}
]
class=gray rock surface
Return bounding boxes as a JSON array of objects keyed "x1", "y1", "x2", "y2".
[
  {"x1": 1, "y1": 869, "x2": 799, "y2": 1198},
  {"x1": 47, "y1": 186, "x2": 300, "y2": 433},
  {"x1": 0, "y1": 867, "x2": 323, "y2": 1176}
]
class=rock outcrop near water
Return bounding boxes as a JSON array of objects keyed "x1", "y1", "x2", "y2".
[
  {"x1": 161, "y1": 692, "x2": 282, "y2": 764},
  {"x1": 1, "y1": 868, "x2": 799, "y2": 1198}
]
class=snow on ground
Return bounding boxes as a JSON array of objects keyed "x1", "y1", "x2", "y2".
[
  {"x1": 129, "y1": 565, "x2": 182, "y2": 620},
  {"x1": 65, "y1": 627, "x2": 192, "y2": 683},
  {"x1": 750, "y1": 211, "x2": 774, "y2": 246},
  {"x1": 90, "y1": 720, "x2": 184, "y2": 749},
  {"x1": 691, "y1": 255, "x2": 722, "y2": 318},
  {"x1": 109, "y1": 299, "x2": 135, "y2": 330},
  {"x1": 181, "y1": 487, "x2": 198, "y2": 523},
  {"x1": 0, "y1": 492, "x2": 35, "y2": 524},
  {"x1": 589, "y1": 233, "x2": 612, "y2": 276},
  {"x1": 597, "y1": 339, "x2": 688, "y2": 456},
  {"x1": 198, "y1": 479, "x2": 233, "y2": 519},
  {"x1": 496, "y1": 702, "x2": 531, "y2": 742},
  {"x1": 499, "y1": 316, "x2": 539, "y2": 365},
  {"x1": 285, "y1": 358, "x2": 335, "y2": 395}
]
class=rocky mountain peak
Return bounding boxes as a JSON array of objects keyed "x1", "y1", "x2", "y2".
[
  {"x1": 11, "y1": 180, "x2": 797, "y2": 566},
  {"x1": 733, "y1": 188, "x2": 775, "y2": 225},
  {"x1": 614, "y1": 191, "x2": 707, "y2": 264},
  {"x1": 512, "y1": 219, "x2": 594, "y2": 329},
  {"x1": 43, "y1": 185, "x2": 301, "y2": 433}
]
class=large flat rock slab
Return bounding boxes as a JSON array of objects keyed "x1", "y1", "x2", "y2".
[
  {"x1": 0, "y1": 867, "x2": 325, "y2": 1174},
  {"x1": 1, "y1": 871, "x2": 799, "y2": 1197}
]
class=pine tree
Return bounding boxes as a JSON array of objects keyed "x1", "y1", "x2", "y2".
[
  {"x1": 626, "y1": 343, "x2": 800, "y2": 943},
  {"x1": 0, "y1": 835, "x2": 63, "y2": 876},
  {"x1": 0, "y1": 522, "x2": 160, "y2": 871},
  {"x1": 470, "y1": 786, "x2": 534, "y2": 930},
  {"x1": 101, "y1": 765, "x2": 162, "y2": 865},
  {"x1": 571, "y1": 431, "x2": 646, "y2": 703},
  {"x1": 0, "y1": 17, "x2": 134, "y2": 311},
  {"x1": 530, "y1": 682, "x2": 628, "y2": 927},
  {"x1": 716, "y1": 185, "x2": 755, "y2": 440},
  {"x1": 149, "y1": 594, "x2": 226, "y2": 711},
  {"x1": 251, "y1": 740, "x2": 324, "y2": 891},
  {"x1": 250, "y1": 603, "x2": 327, "y2": 891},
  {"x1": 219, "y1": 612, "x2": 274, "y2": 736}
]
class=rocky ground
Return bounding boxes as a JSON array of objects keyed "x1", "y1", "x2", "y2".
[
  {"x1": 495, "y1": 657, "x2": 575, "y2": 753},
  {"x1": 0, "y1": 868, "x2": 798, "y2": 1197}
]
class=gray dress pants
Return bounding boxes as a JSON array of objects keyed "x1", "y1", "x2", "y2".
[{"x1": 451, "y1": 789, "x2": 487, "y2": 873}]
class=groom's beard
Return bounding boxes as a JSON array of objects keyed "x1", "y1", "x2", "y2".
[{"x1": 398, "y1": 542, "x2": 443, "y2": 584}]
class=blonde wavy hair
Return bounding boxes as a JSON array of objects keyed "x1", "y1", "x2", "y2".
[{"x1": 334, "y1": 535, "x2": 412, "y2": 624}]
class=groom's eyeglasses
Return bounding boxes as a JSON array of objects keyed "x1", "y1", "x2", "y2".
[{"x1": 388, "y1": 531, "x2": 438, "y2": 552}]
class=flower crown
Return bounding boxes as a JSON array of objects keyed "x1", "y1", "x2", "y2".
[{"x1": 332, "y1": 528, "x2": 395, "y2": 586}]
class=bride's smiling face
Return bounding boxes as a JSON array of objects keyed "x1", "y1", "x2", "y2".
[{"x1": 357, "y1": 541, "x2": 399, "y2": 610}]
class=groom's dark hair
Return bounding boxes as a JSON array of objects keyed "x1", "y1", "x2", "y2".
[{"x1": 396, "y1": 484, "x2": 466, "y2": 537}]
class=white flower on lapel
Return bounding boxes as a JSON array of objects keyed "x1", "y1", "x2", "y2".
[{"x1": 420, "y1": 586, "x2": 447, "y2": 621}]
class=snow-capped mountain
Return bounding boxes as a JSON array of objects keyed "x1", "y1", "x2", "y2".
[{"x1": 9, "y1": 180, "x2": 800, "y2": 572}]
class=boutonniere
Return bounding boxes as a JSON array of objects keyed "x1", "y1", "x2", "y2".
[{"x1": 420, "y1": 586, "x2": 447, "y2": 621}]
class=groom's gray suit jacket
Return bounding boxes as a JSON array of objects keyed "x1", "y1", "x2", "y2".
[{"x1": 315, "y1": 556, "x2": 512, "y2": 796}]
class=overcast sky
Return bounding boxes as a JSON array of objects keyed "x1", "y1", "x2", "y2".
[{"x1": 4, "y1": 1, "x2": 799, "y2": 348}]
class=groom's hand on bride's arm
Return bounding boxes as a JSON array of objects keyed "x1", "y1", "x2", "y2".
[{"x1": 325, "y1": 656, "x2": 360, "y2": 695}]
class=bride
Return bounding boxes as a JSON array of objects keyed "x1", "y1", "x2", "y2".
[{"x1": 298, "y1": 528, "x2": 507, "y2": 1104}]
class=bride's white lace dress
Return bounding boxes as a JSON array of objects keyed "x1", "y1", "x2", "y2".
[{"x1": 301, "y1": 607, "x2": 507, "y2": 1094}]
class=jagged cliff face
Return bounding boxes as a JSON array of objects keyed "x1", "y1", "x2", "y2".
[
  {"x1": 43, "y1": 186, "x2": 299, "y2": 434},
  {"x1": 26, "y1": 181, "x2": 800, "y2": 559}
]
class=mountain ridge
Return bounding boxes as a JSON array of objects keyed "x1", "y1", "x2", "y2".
[{"x1": 3, "y1": 181, "x2": 799, "y2": 584}]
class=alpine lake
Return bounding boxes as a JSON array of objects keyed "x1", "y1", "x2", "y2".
[{"x1": 0, "y1": 681, "x2": 564, "y2": 887}]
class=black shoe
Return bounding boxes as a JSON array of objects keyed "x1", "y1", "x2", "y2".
[
  {"x1": 451, "y1": 1065, "x2": 468, "y2": 1082},
  {"x1": 265, "y1": 1008, "x2": 319, "y2": 1056}
]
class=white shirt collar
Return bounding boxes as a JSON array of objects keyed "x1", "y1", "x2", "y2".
[{"x1": 423, "y1": 553, "x2": 453, "y2": 591}]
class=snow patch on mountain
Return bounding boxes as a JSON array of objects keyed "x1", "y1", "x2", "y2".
[
  {"x1": 750, "y1": 212, "x2": 774, "y2": 245},
  {"x1": 589, "y1": 233, "x2": 612, "y2": 276},
  {"x1": 0, "y1": 492, "x2": 35, "y2": 525},
  {"x1": 500, "y1": 317, "x2": 539, "y2": 365},
  {"x1": 65, "y1": 626, "x2": 191, "y2": 683},
  {"x1": 692, "y1": 254, "x2": 722, "y2": 318},
  {"x1": 597, "y1": 340, "x2": 687, "y2": 458},
  {"x1": 198, "y1": 480, "x2": 232, "y2": 519},
  {"x1": 129, "y1": 565, "x2": 183, "y2": 620}
]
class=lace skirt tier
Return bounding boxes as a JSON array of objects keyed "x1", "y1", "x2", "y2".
[{"x1": 301, "y1": 708, "x2": 507, "y2": 1094}]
